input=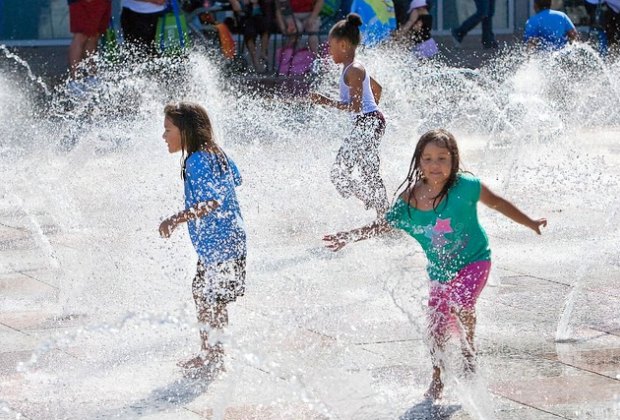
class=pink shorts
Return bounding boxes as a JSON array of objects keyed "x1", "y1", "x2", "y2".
[{"x1": 427, "y1": 260, "x2": 491, "y2": 337}]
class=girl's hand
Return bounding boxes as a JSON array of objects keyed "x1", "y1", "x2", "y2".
[
  {"x1": 530, "y1": 218, "x2": 547, "y2": 235},
  {"x1": 159, "y1": 217, "x2": 178, "y2": 238},
  {"x1": 323, "y1": 232, "x2": 351, "y2": 251}
]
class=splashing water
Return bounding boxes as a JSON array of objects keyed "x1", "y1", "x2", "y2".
[{"x1": 1, "y1": 43, "x2": 620, "y2": 419}]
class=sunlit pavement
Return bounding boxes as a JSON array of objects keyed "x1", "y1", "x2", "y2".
[
  {"x1": 1, "y1": 51, "x2": 620, "y2": 420},
  {"x1": 1, "y1": 130, "x2": 619, "y2": 420}
]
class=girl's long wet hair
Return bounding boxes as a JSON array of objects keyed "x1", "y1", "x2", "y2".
[
  {"x1": 394, "y1": 129, "x2": 461, "y2": 212},
  {"x1": 164, "y1": 102, "x2": 228, "y2": 179},
  {"x1": 329, "y1": 13, "x2": 363, "y2": 46}
]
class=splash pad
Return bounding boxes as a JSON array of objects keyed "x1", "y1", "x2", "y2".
[{"x1": 1, "y1": 44, "x2": 620, "y2": 419}]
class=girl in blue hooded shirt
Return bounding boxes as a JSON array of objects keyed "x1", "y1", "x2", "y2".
[{"x1": 160, "y1": 102, "x2": 247, "y2": 377}]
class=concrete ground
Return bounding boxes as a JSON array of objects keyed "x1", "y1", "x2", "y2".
[
  {"x1": 1, "y1": 130, "x2": 619, "y2": 419},
  {"x1": 1, "y1": 34, "x2": 620, "y2": 417}
]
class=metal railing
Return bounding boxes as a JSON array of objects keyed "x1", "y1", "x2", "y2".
[{"x1": 185, "y1": 4, "x2": 328, "y2": 76}]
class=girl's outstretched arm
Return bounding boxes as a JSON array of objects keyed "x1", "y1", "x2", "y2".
[
  {"x1": 159, "y1": 200, "x2": 220, "y2": 238},
  {"x1": 308, "y1": 92, "x2": 344, "y2": 109},
  {"x1": 480, "y1": 184, "x2": 547, "y2": 234},
  {"x1": 308, "y1": 92, "x2": 359, "y2": 112},
  {"x1": 323, "y1": 218, "x2": 393, "y2": 251}
]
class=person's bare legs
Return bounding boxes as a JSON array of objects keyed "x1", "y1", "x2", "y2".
[
  {"x1": 425, "y1": 331, "x2": 447, "y2": 400},
  {"x1": 308, "y1": 34, "x2": 319, "y2": 55},
  {"x1": 181, "y1": 303, "x2": 228, "y2": 369},
  {"x1": 260, "y1": 32, "x2": 269, "y2": 59},
  {"x1": 425, "y1": 365, "x2": 444, "y2": 401},
  {"x1": 246, "y1": 38, "x2": 260, "y2": 72},
  {"x1": 260, "y1": 32, "x2": 270, "y2": 69},
  {"x1": 68, "y1": 33, "x2": 89, "y2": 79},
  {"x1": 84, "y1": 36, "x2": 99, "y2": 76},
  {"x1": 457, "y1": 308, "x2": 477, "y2": 374},
  {"x1": 69, "y1": 34, "x2": 99, "y2": 79}
]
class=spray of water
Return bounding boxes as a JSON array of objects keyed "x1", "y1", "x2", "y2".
[{"x1": 1, "y1": 42, "x2": 619, "y2": 418}]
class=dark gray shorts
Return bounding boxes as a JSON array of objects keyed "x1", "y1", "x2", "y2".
[{"x1": 192, "y1": 257, "x2": 246, "y2": 307}]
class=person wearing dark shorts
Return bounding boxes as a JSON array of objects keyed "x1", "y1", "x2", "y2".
[
  {"x1": 120, "y1": 0, "x2": 167, "y2": 58},
  {"x1": 231, "y1": 0, "x2": 274, "y2": 73},
  {"x1": 605, "y1": 0, "x2": 620, "y2": 54},
  {"x1": 192, "y1": 258, "x2": 247, "y2": 313},
  {"x1": 160, "y1": 102, "x2": 248, "y2": 378},
  {"x1": 67, "y1": 0, "x2": 112, "y2": 79}
]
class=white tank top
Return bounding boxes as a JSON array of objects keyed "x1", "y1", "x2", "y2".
[{"x1": 339, "y1": 62, "x2": 379, "y2": 115}]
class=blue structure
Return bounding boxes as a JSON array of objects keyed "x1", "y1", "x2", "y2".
[{"x1": 350, "y1": 0, "x2": 396, "y2": 45}]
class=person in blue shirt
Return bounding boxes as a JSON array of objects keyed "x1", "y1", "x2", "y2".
[
  {"x1": 524, "y1": 0, "x2": 578, "y2": 51},
  {"x1": 160, "y1": 102, "x2": 247, "y2": 378}
]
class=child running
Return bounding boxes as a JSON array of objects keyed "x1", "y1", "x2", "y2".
[
  {"x1": 309, "y1": 13, "x2": 389, "y2": 217},
  {"x1": 159, "y1": 102, "x2": 247, "y2": 378},
  {"x1": 323, "y1": 129, "x2": 546, "y2": 400}
]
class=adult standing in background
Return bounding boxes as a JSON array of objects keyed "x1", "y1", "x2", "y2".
[
  {"x1": 523, "y1": 0, "x2": 577, "y2": 51},
  {"x1": 276, "y1": 0, "x2": 324, "y2": 55},
  {"x1": 451, "y1": 0, "x2": 498, "y2": 49},
  {"x1": 121, "y1": 0, "x2": 167, "y2": 57},
  {"x1": 67, "y1": 0, "x2": 112, "y2": 87},
  {"x1": 604, "y1": 0, "x2": 620, "y2": 53}
]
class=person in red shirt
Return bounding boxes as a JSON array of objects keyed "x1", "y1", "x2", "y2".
[{"x1": 276, "y1": 0, "x2": 324, "y2": 54}]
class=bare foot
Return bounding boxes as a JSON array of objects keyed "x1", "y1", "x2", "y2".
[
  {"x1": 424, "y1": 378, "x2": 444, "y2": 401},
  {"x1": 177, "y1": 355, "x2": 206, "y2": 369},
  {"x1": 181, "y1": 355, "x2": 226, "y2": 380}
]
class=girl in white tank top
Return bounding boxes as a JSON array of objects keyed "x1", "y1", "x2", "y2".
[{"x1": 309, "y1": 13, "x2": 389, "y2": 217}]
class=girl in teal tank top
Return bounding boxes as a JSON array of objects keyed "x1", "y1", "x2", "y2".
[{"x1": 323, "y1": 129, "x2": 547, "y2": 401}]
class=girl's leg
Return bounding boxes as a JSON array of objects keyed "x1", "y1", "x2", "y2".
[
  {"x1": 456, "y1": 308, "x2": 477, "y2": 373},
  {"x1": 357, "y1": 114, "x2": 389, "y2": 216},
  {"x1": 184, "y1": 258, "x2": 245, "y2": 370},
  {"x1": 197, "y1": 303, "x2": 228, "y2": 351},
  {"x1": 425, "y1": 366, "x2": 444, "y2": 401},
  {"x1": 450, "y1": 261, "x2": 490, "y2": 375},
  {"x1": 180, "y1": 302, "x2": 228, "y2": 369},
  {"x1": 331, "y1": 113, "x2": 389, "y2": 213},
  {"x1": 197, "y1": 302, "x2": 229, "y2": 362},
  {"x1": 426, "y1": 284, "x2": 450, "y2": 400},
  {"x1": 425, "y1": 330, "x2": 447, "y2": 400},
  {"x1": 330, "y1": 137, "x2": 359, "y2": 199},
  {"x1": 183, "y1": 262, "x2": 229, "y2": 368},
  {"x1": 359, "y1": 152, "x2": 388, "y2": 216}
]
